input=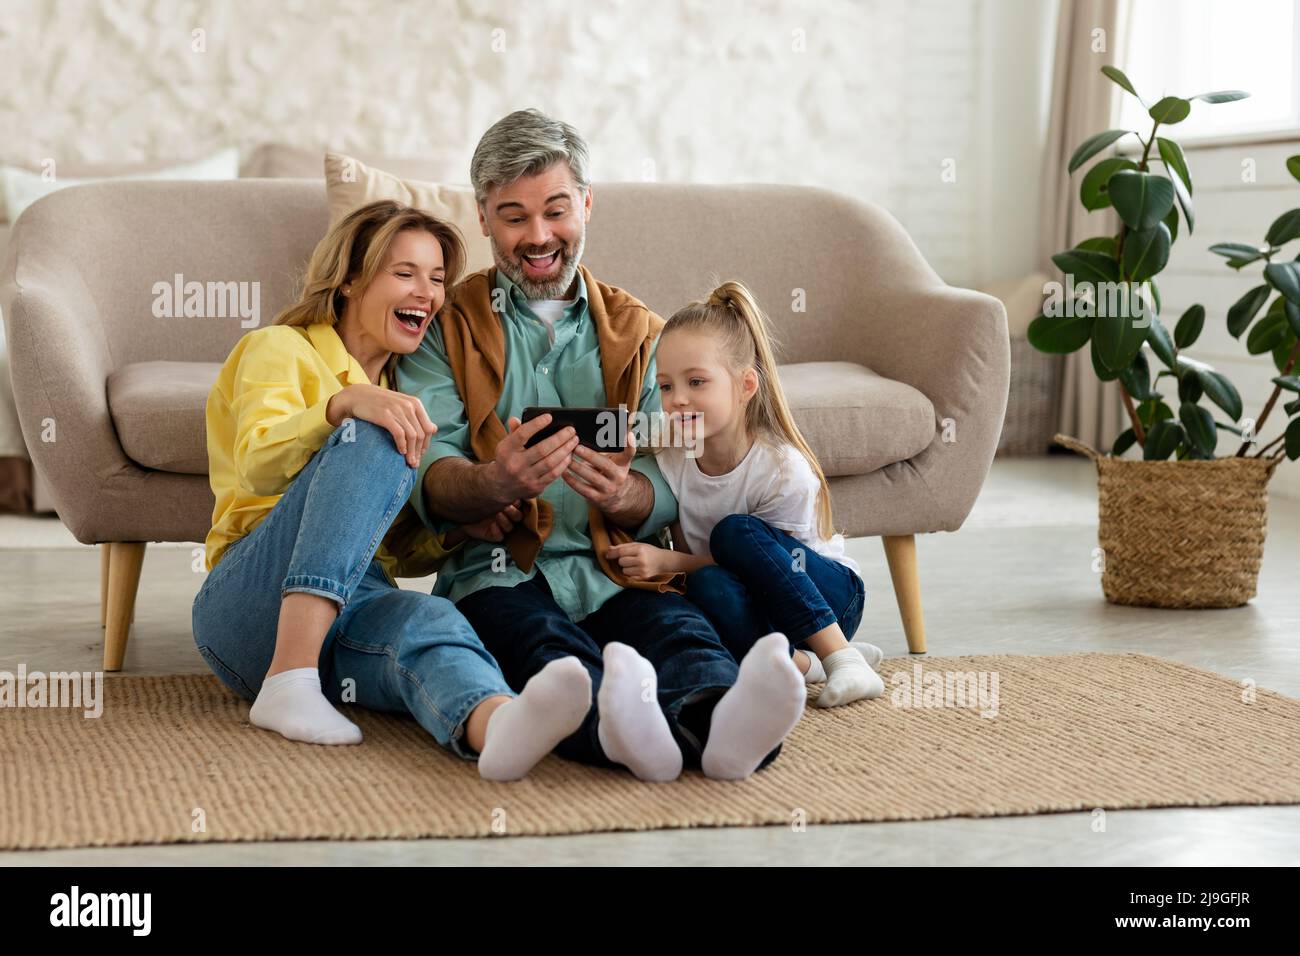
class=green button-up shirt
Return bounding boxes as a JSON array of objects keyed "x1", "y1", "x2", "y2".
[{"x1": 396, "y1": 269, "x2": 678, "y2": 622}]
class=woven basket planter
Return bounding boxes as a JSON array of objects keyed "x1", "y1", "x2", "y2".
[{"x1": 1054, "y1": 433, "x2": 1282, "y2": 609}]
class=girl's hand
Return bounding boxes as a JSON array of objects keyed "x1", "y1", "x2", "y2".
[
  {"x1": 605, "y1": 542, "x2": 675, "y2": 579},
  {"x1": 327, "y1": 384, "x2": 436, "y2": 468},
  {"x1": 460, "y1": 500, "x2": 524, "y2": 542}
]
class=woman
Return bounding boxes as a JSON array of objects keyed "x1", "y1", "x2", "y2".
[{"x1": 192, "y1": 200, "x2": 592, "y2": 780}]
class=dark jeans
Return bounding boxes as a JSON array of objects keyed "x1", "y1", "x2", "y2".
[
  {"x1": 686, "y1": 513, "x2": 866, "y2": 662},
  {"x1": 456, "y1": 571, "x2": 782, "y2": 772}
]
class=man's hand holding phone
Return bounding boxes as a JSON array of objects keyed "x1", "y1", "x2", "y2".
[{"x1": 489, "y1": 413, "x2": 579, "y2": 502}]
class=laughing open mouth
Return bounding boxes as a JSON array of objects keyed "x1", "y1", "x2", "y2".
[
  {"x1": 394, "y1": 307, "x2": 428, "y2": 333},
  {"x1": 521, "y1": 249, "x2": 561, "y2": 273}
]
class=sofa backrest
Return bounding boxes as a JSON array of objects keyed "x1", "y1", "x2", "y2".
[{"x1": 4, "y1": 178, "x2": 943, "y2": 371}]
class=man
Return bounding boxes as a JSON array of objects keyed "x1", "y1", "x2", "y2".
[{"x1": 397, "y1": 109, "x2": 805, "y2": 781}]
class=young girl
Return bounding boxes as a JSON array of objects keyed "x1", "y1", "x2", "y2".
[
  {"x1": 192, "y1": 200, "x2": 593, "y2": 780},
  {"x1": 607, "y1": 280, "x2": 885, "y2": 708}
]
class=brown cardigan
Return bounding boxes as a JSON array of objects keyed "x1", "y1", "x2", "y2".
[{"x1": 436, "y1": 263, "x2": 683, "y2": 593}]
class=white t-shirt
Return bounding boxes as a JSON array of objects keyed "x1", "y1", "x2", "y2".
[
  {"x1": 528, "y1": 299, "x2": 569, "y2": 346},
  {"x1": 656, "y1": 438, "x2": 860, "y2": 576}
]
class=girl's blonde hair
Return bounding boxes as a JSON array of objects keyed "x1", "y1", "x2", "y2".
[
  {"x1": 663, "y1": 280, "x2": 835, "y2": 540},
  {"x1": 275, "y1": 199, "x2": 467, "y2": 387}
]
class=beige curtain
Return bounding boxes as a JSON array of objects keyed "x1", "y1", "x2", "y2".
[{"x1": 1039, "y1": 0, "x2": 1132, "y2": 452}]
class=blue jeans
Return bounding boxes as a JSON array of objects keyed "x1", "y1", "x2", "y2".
[
  {"x1": 456, "y1": 571, "x2": 783, "y2": 773},
  {"x1": 686, "y1": 514, "x2": 866, "y2": 662},
  {"x1": 191, "y1": 418, "x2": 515, "y2": 758}
]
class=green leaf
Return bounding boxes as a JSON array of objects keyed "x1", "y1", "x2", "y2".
[
  {"x1": 1190, "y1": 90, "x2": 1250, "y2": 104},
  {"x1": 1272, "y1": 375, "x2": 1300, "y2": 393},
  {"x1": 1101, "y1": 66, "x2": 1142, "y2": 102},
  {"x1": 1168, "y1": 161, "x2": 1194, "y2": 234},
  {"x1": 1286, "y1": 300, "x2": 1300, "y2": 338},
  {"x1": 1265, "y1": 261, "x2": 1300, "y2": 305},
  {"x1": 1080, "y1": 157, "x2": 1138, "y2": 211},
  {"x1": 1156, "y1": 137, "x2": 1193, "y2": 196},
  {"x1": 1209, "y1": 242, "x2": 1264, "y2": 268},
  {"x1": 1144, "y1": 419, "x2": 1185, "y2": 459},
  {"x1": 1093, "y1": 286, "x2": 1150, "y2": 373},
  {"x1": 1108, "y1": 171, "x2": 1176, "y2": 231},
  {"x1": 1287, "y1": 417, "x2": 1300, "y2": 460},
  {"x1": 1091, "y1": 335, "x2": 1123, "y2": 380},
  {"x1": 1075, "y1": 235, "x2": 1120, "y2": 256},
  {"x1": 1118, "y1": 351, "x2": 1151, "y2": 401},
  {"x1": 1283, "y1": 397, "x2": 1300, "y2": 416},
  {"x1": 1163, "y1": 203, "x2": 1179, "y2": 244},
  {"x1": 1197, "y1": 369, "x2": 1243, "y2": 421},
  {"x1": 1247, "y1": 310, "x2": 1289, "y2": 355},
  {"x1": 1068, "y1": 130, "x2": 1133, "y2": 174},
  {"x1": 1178, "y1": 370, "x2": 1203, "y2": 403},
  {"x1": 1265, "y1": 209, "x2": 1300, "y2": 246},
  {"x1": 1174, "y1": 304, "x2": 1205, "y2": 348},
  {"x1": 1137, "y1": 398, "x2": 1174, "y2": 428},
  {"x1": 1288, "y1": 155, "x2": 1300, "y2": 184},
  {"x1": 1122, "y1": 223, "x2": 1171, "y2": 281},
  {"x1": 1227, "y1": 284, "x2": 1271, "y2": 338},
  {"x1": 1027, "y1": 312, "x2": 1093, "y2": 353},
  {"x1": 1052, "y1": 249, "x2": 1120, "y2": 285},
  {"x1": 1112, "y1": 427, "x2": 1138, "y2": 456},
  {"x1": 1149, "y1": 96, "x2": 1192, "y2": 124},
  {"x1": 1147, "y1": 315, "x2": 1177, "y2": 369},
  {"x1": 1273, "y1": 335, "x2": 1296, "y2": 372},
  {"x1": 1179, "y1": 401, "x2": 1217, "y2": 455}
]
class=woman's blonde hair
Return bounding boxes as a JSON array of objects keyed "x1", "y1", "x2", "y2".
[
  {"x1": 275, "y1": 199, "x2": 467, "y2": 387},
  {"x1": 663, "y1": 280, "x2": 835, "y2": 540}
]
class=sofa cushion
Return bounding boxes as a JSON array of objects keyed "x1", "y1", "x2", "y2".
[
  {"x1": 108, "y1": 362, "x2": 221, "y2": 475},
  {"x1": 324, "y1": 152, "x2": 494, "y2": 275},
  {"x1": 779, "y1": 361, "x2": 935, "y2": 476},
  {"x1": 105, "y1": 358, "x2": 935, "y2": 479}
]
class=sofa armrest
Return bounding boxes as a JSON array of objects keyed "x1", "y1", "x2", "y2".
[
  {"x1": 1, "y1": 234, "x2": 130, "y2": 542},
  {"x1": 845, "y1": 282, "x2": 1010, "y2": 530}
]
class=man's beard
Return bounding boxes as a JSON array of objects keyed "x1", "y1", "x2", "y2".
[{"x1": 491, "y1": 230, "x2": 586, "y2": 300}]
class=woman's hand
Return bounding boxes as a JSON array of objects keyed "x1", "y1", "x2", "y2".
[
  {"x1": 460, "y1": 500, "x2": 524, "y2": 542},
  {"x1": 605, "y1": 542, "x2": 677, "y2": 580},
  {"x1": 327, "y1": 384, "x2": 436, "y2": 468}
]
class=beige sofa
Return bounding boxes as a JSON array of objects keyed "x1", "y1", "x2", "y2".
[{"x1": 1, "y1": 178, "x2": 1009, "y2": 669}]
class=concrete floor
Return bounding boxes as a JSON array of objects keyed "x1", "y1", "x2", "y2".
[{"x1": 2, "y1": 456, "x2": 1298, "y2": 865}]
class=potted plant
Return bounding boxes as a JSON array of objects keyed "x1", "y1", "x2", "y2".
[{"x1": 1028, "y1": 67, "x2": 1299, "y2": 608}]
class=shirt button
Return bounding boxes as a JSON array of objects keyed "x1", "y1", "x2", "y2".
[{"x1": 542, "y1": 367, "x2": 549, "y2": 375}]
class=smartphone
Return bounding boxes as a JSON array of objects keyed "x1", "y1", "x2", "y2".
[{"x1": 521, "y1": 406, "x2": 627, "y2": 452}]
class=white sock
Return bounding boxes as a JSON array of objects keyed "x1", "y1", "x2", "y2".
[
  {"x1": 801, "y1": 651, "x2": 826, "y2": 683},
  {"x1": 249, "y1": 667, "x2": 362, "y2": 745},
  {"x1": 801, "y1": 642, "x2": 884, "y2": 683},
  {"x1": 478, "y1": 656, "x2": 592, "y2": 781},
  {"x1": 852, "y1": 640, "x2": 885, "y2": 670},
  {"x1": 596, "y1": 642, "x2": 683, "y2": 782},
  {"x1": 814, "y1": 646, "x2": 885, "y2": 708},
  {"x1": 701, "y1": 633, "x2": 806, "y2": 780}
]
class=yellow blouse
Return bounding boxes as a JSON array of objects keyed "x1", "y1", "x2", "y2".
[{"x1": 203, "y1": 322, "x2": 456, "y2": 582}]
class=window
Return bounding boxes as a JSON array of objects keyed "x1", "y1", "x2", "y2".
[{"x1": 1117, "y1": 0, "x2": 1300, "y2": 141}]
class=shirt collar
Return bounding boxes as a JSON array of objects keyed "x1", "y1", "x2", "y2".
[
  {"x1": 305, "y1": 321, "x2": 370, "y2": 385},
  {"x1": 495, "y1": 266, "x2": 589, "y2": 318}
]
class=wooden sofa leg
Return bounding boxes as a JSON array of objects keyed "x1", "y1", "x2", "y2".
[
  {"x1": 100, "y1": 544, "x2": 110, "y2": 627},
  {"x1": 882, "y1": 534, "x2": 927, "y2": 654},
  {"x1": 103, "y1": 542, "x2": 146, "y2": 671}
]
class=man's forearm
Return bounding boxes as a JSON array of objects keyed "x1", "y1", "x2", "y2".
[
  {"x1": 423, "y1": 457, "x2": 509, "y2": 524},
  {"x1": 603, "y1": 470, "x2": 655, "y2": 530}
]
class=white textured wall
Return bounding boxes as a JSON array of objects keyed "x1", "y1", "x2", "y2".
[{"x1": 0, "y1": 0, "x2": 1054, "y2": 285}]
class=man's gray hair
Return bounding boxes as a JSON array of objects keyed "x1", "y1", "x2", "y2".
[{"x1": 470, "y1": 108, "x2": 591, "y2": 207}]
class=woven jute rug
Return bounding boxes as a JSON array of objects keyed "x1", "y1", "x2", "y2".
[{"x1": 3, "y1": 652, "x2": 1298, "y2": 850}]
